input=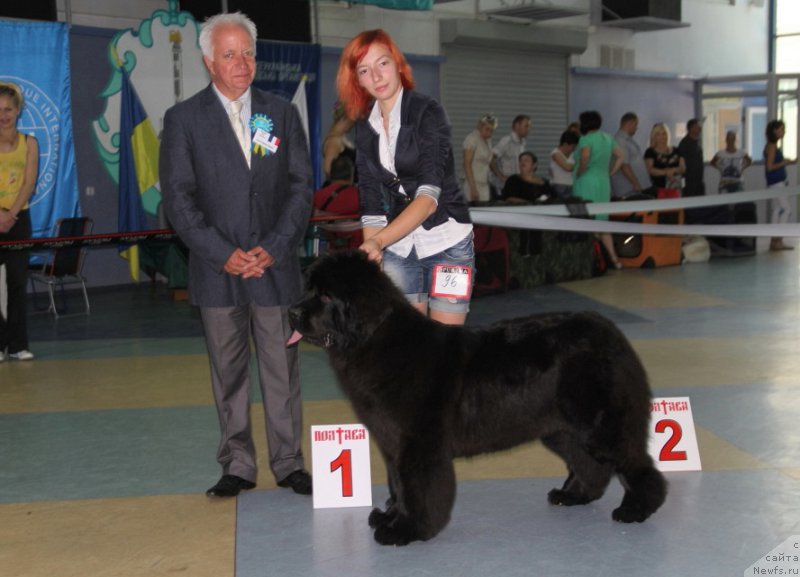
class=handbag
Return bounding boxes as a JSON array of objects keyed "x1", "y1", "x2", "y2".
[
  {"x1": 657, "y1": 188, "x2": 681, "y2": 199},
  {"x1": 382, "y1": 175, "x2": 411, "y2": 220}
]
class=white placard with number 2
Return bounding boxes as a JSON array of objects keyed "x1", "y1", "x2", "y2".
[{"x1": 647, "y1": 396, "x2": 702, "y2": 472}]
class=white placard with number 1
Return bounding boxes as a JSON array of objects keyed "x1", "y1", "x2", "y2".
[
  {"x1": 648, "y1": 396, "x2": 702, "y2": 472},
  {"x1": 311, "y1": 424, "x2": 372, "y2": 509}
]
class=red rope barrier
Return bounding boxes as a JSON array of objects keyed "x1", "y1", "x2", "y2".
[{"x1": 0, "y1": 215, "x2": 361, "y2": 251}]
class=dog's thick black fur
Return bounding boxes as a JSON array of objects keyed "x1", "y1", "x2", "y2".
[{"x1": 289, "y1": 250, "x2": 667, "y2": 546}]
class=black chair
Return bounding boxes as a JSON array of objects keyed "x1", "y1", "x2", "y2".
[{"x1": 29, "y1": 217, "x2": 93, "y2": 318}]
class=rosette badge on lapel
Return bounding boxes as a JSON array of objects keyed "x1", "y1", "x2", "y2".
[{"x1": 249, "y1": 114, "x2": 281, "y2": 157}]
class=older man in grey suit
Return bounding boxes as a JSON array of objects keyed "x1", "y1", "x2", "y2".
[{"x1": 160, "y1": 12, "x2": 313, "y2": 498}]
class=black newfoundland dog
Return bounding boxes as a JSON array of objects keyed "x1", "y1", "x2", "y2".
[{"x1": 288, "y1": 251, "x2": 666, "y2": 546}]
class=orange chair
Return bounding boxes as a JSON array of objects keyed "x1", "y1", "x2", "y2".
[{"x1": 611, "y1": 209, "x2": 684, "y2": 268}]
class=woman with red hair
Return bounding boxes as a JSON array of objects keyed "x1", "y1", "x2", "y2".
[{"x1": 336, "y1": 29, "x2": 474, "y2": 326}]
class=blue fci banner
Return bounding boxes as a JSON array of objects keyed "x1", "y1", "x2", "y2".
[
  {"x1": 254, "y1": 41, "x2": 322, "y2": 188},
  {"x1": 0, "y1": 21, "x2": 80, "y2": 238}
]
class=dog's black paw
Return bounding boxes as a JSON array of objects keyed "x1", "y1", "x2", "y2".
[
  {"x1": 373, "y1": 522, "x2": 417, "y2": 546},
  {"x1": 368, "y1": 506, "x2": 396, "y2": 528},
  {"x1": 547, "y1": 488, "x2": 592, "y2": 507},
  {"x1": 612, "y1": 466, "x2": 667, "y2": 522},
  {"x1": 612, "y1": 504, "x2": 650, "y2": 523}
]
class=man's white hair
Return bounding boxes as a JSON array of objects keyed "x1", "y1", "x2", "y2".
[{"x1": 199, "y1": 11, "x2": 258, "y2": 59}]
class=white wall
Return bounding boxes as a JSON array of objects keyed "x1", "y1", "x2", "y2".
[
  {"x1": 56, "y1": 0, "x2": 770, "y2": 78},
  {"x1": 574, "y1": 0, "x2": 769, "y2": 76},
  {"x1": 316, "y1": 2, "x2": 443, "y2": 54},
  {"x1": 316, "y1": 0, "x2": 769, "y2": 77}
]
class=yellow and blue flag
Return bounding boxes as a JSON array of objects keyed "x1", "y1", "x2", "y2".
[{"x1": 118, "y1": 68, "x2": 159, "y2": 281}]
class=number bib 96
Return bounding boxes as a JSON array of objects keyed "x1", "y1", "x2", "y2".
[{"x1": 430, "y1": 265, "x2": 472, "y2": 299}]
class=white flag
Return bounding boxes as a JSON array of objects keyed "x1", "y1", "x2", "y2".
[{"x1": 291, "y1": 75, "x2": 310, "y2": 151}]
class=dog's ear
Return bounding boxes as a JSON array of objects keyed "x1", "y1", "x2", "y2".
[
  {"x1": 325, "y1": 275, "x2": 392, "y2": 350},
  {"x1": 309, "y1": 250, "x2": 395, "y2": 350},
  {"x1": 335, "y1": 297, "x2": 392, "y2": 350}
]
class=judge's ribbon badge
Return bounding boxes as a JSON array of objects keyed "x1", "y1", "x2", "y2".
[{"x1": 250, "y1": 114, "x2": 281, "y2": 157}]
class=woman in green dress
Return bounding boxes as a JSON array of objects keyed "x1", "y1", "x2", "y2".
[{"x1": 573, "y1": 110, "x2": 624, "y2": 268}]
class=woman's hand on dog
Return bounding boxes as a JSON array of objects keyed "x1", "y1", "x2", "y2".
[{"x1": 360, "y1": 237, "x2": 384, "y2": 263}]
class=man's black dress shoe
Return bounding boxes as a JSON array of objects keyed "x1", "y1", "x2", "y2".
[
  {"x1": 277, "y1": 470, "x2": 313, "y2": 495},
  {"x1": 206, "y1": 474, "x2": 256, "y2": 497}
]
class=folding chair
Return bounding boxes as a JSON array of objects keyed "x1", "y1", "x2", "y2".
[{"x1": 29, "y1": 216, "x2": 93, "y2": 318}]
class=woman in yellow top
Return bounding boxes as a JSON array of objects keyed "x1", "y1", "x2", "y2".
[{"x1": 0, "y1": 82, "x2": 38, "y2": 362}]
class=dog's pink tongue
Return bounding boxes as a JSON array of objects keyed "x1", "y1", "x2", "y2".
[{"x1": 286, "y1": 329, "x2": 303, "y2": 347}]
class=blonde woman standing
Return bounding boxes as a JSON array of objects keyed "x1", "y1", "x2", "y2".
[
  {"x1": 0, "y1": 82, "x2": 38, "y2": 362},
  {"x1": 644, "y1": 123, "x2": 685, "y2": 194},
  {"x1": 463, "y1": 114, "x2": 497, "y2": 203}
]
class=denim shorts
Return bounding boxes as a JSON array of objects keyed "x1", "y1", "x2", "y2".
[{"x1": 382, "y1": 232, "x2": 475, "y2": 314}]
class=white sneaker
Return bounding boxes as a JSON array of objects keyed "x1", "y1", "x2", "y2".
[
  {"x1": 0, "y1": 351, "x2": 6, "y2": 363},
  {"x1": 8, "y1": 350, "x2": 34, "y2": 361}
]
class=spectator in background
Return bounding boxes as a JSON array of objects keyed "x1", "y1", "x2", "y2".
[
  {"x1": 711, "y1": 130, "x2": 752, "y2": 193},
  {"x1": 678, "y1": 118, "x2": 705, "y2": 198},
  {"x1": 502, "y1": 152, "x2": 552, "y2": 204},
  {"x1": 463, "y1": 114, "x2": 497, "y2": 203},
  {"x1": 573, "y1": 110, "x2": 625, "y2": 269},
  {"x1": 549, "y1": 130, "x2": 578, "y2": 199},
  {"x1": 312, "y1": 155, "x2": 362, "y2": 250},
  {"x1": 322, "y1": 101, "x2": 356, "y2": 184},
  {"x1": 764, "y1": 119, "x2": 797, "y2": 251},
  {"x1": 491, "y1": 114, "x2": 530, "y2": 189},
  {"x1": 0, "y1": 81, "x2": 37, "y2": 363},
  {"x1": 567, "y1": 121, "x2": 581, "y2": 136},
  {"x1": 611, "y1": 112, "x2": 653, "y2": 200},
  {"x1": 503, "y1": 151, "x2": 553, "y2": 258},
  {"x1": 645, "y1": 122, "x2": 685, "y2": 195}
]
